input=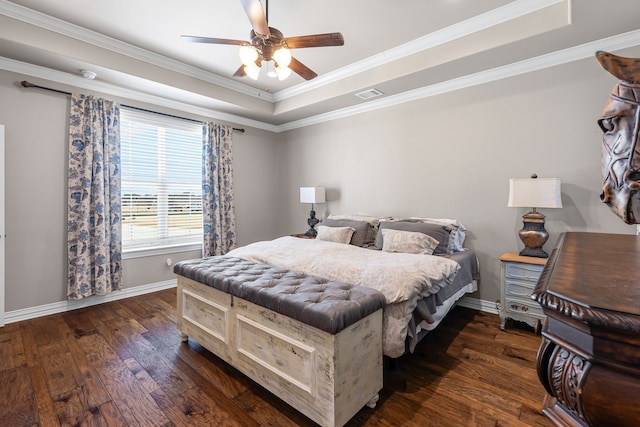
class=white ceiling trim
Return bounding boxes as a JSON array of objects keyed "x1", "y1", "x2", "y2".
[
  {"x1": 0, "y1": 0, "x2": 274, "y2": 101},
  {"x1": 2, "y1": 29, "x2": 639, "y2": 134},
  {"x1": 274, "y1": 0, "x2": 567, "y2": 101},
  {"x1": 1, "y1": 0, "x2": 565, "y2": 105},
  {"x1": 0, "y1": 56, "x2": 279, "y2": 132},
  {"x1": 278, "y1": 29, "x2": 640, "y2": 132}
]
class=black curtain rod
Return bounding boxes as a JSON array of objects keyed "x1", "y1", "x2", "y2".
[{"x1": 20, "y1": 80, "x2": 245, "y2": 133}]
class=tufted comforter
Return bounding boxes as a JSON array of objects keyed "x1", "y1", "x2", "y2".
[{"x1": 227, "y1": 236, "x2": 461, "y2": 357}]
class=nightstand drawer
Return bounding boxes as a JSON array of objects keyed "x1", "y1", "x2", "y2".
[
  {"x1": 504, "y1": 262, "x2": 544, "y2": 282},
  {"x1": 504, "y1": 296, "x2": 544, "y2": 319},
  {"x1": 505, "y1": 280, "x2": 536, "y2": 298}
]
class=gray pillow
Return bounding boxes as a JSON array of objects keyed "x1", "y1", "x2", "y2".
[
  {"x1": 320, "y1": 218, "x2": 372, "y2": 247},
  {"x1": 375, "y1": 220, "x2": 451, "y2": 255}
]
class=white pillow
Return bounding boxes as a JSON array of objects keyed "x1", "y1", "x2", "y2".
[
  {"x1": 381, "y1": 229, "x2": 439, "y2": 255},
  {"x1": 316, "y1": 225, "x2": 355, "y2": 244}
]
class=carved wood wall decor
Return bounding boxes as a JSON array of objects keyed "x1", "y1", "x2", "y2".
[{"x1": 595, "y1": 51, "x2": 640, "y2": 224}]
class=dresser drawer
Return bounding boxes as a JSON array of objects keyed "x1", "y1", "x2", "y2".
[{"x1": 504, "y1": 262, "x2": 544, "y2": 282}]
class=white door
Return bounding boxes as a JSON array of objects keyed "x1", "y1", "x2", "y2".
[{"x1": 0, "y1": 125, "x2": 4, "y2": 327}]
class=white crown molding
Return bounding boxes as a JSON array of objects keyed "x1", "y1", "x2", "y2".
[
  {"x1": 273, "y1": 0, "x2": 567, "y2": 101},
  {"x1": 0, "y1": 0, "x2": 274, "y2": 102},
  {"x1": 1, "y1": 0, "x2": 563, "y2": 104},
  {"x1": 4, "y1": 279, "x2": 177, "y2": 324},
  {"x1": 3, "y1": 26, "x2": 639, "y2": 133},
  {"x1": 0, "y1": 56, "x2": 279, "y2": 132},
  {"x1": 280, "y1": 29, "x2": 640, "y2": 132}
]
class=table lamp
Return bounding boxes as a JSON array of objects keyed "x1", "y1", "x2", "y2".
[
  {"x1": 508, "y1": 174, "x2": 562, "y2": 258},
  {"x1": 300, "y1": 187, "x2": 326, "y2": 236}
]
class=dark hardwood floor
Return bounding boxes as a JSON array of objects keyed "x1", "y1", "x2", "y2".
[{"x1": 0, "y1": 289, "x2": 552, "y2": 426}]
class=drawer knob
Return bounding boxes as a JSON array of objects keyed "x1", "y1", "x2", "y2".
[{"x1": 510, "y1": 304, "x2": 529, "y2": 312}]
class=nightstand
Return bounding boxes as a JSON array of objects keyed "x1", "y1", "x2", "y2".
[
  {"x1": 291, "y1": 233, "x2": 315, "y2": 239},
  {"x1": 498, "y1": 252, "x2": 547, "y2": 333}
]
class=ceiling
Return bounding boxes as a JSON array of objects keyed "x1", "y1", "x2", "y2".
[{"x1": 1, "y1": 0, "x2": 640, "y2": 130}]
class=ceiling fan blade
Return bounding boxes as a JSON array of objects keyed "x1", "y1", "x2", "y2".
[
  {"x1": 284, "y1": 32, "x2": 344, "y2": 49},
  {"x1": 289, "y1": 56, "x2": 317, "y2": 80},
  {"x1": 240, "y1": 0, "x2": 270, "y2": 37},
  {"x1": 233, "y1": 65, "x2": 247, "y2": 77},
  {"x1": 181, "y1": 35, "x2": 246, "y2": 46}
]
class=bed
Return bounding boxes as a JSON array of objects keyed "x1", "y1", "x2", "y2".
[
  {"x1": 175, "y1": 215, "x2": 478, "y2": 426},
  {"x1": 226, "y1": 215, "x2": 479, "y2": 358}
]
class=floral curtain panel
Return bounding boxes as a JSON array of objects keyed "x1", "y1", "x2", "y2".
[
  {"x1": 67, "y1": 94, "x2": 122, "y2": 300},
  {"x1": 202, "y1": 122, "x2": 236, "y2": 256}
]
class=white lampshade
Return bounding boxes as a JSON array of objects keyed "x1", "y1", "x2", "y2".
[
  {"x1": 300, "y1": 187, "x2": 326, "y2": 204},
  {"x1": 508, "y1": 177, "x2": 562, "y2": 209}
]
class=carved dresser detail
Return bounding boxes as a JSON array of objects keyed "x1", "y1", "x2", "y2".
[{"x1": 532, "y1": 232, "x2": 640, "y2": 427}]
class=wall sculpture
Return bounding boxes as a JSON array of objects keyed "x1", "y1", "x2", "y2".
[{"x1": 596, "y1": 51, "x2": 640, "y2": 224}]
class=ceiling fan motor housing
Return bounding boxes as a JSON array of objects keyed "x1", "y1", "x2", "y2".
[{"x1": 249, "y1": 27, "x2": 286, "y2": 62}]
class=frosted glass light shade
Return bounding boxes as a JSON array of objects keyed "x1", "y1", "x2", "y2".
[
  {"x1": 244, "y1": 63, "x2": 261, "y2": 80},
  {"x1": 300, "y1": 187, "x2": 326, "y2": 204},
  {"x1": 239, "y1": 45, "x2": 259, "y2": 66},
  {"x1": 275, "y1": 64, "x2": 291, "y2": 80},
  {"x1": 508, "y1": 178, "x2": 562, "y2": 209},
  {"x1": 273, "y1": 47, "x2": 291, "y2": 67}
]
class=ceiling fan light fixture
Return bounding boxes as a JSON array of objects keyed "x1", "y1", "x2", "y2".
[
  {"x1": 275, "y1": 64, "x2": 291, "y2": 81},
  {"x1": 244, "y1": 62, "x2": 261, "y2": 80},
  {"x1": 183, "y1": 0, "x2": 344, "y2": 82},
  {"x1": 239, "y1": 45, "x2": 259, "y2": 66},
  {"x1": 273, "y1": 47, "x2": 291, "y2": 67}
]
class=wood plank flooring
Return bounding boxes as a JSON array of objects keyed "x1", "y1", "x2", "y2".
[{"x1": 0, "y1": 289, "x2": 552, "y2": 426}]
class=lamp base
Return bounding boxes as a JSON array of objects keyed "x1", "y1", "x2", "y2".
[
  {"x1": 519, "y1": 246, "x2": 548, "y2": 258},
  {"x1": 305, "y1": 209, "x2": 319, "y2": 237},
  {"x1": 518, "y1": 211, "x2": 549, "y2": 258}
]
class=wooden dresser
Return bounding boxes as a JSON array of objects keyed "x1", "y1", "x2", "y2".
[{"x1": 532, "y1": 232, "x2": 640, "y2": 427}]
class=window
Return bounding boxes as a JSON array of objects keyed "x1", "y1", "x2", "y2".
[{"x1": 120, "y1": 108, "x2": 203, "y2": 252}]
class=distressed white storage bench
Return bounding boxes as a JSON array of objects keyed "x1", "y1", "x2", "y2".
[{"x1": 174, "y1": 256, "x2": 385, "y2": 427}]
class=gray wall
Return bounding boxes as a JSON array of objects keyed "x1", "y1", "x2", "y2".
[
  {"x1": 278, "y1": 55, "x2": 636, "y2": 304},
  {"x1": 0, "y1": 69, "x2": 281, "y2": 311},
  {"x1": 2, "y1": 47, "x2": 638, "y2": 314}
]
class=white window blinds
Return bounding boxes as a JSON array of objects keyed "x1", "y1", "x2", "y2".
[{"x1": 120, "y1": 108, "x2": 203, "y2": 251}]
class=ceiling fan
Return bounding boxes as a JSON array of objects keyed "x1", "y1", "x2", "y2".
[{"x1": 181, "y1": 0, "x2": 344, "y2": 81}]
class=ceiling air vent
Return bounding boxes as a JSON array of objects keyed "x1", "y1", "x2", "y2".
[{"x1": 355, "y1": 88, "x2": 383, "y2": 100}]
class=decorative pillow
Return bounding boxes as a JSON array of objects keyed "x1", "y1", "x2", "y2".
[
  {"x1": 316, "y1": 225, "x2": 355, "y2": 244},
  {"x1": 327, "y1": 214, "x2": 392, "y2": 247},
  {"x1": 375, "y1": 220, "x2": 452, "y2": 255},
  {"x1": 320, "y1": 218, "x2": 371, "y2": 247},
  {"x1": 409, "y1": 217, "x2": 467, "y2": 252},
  {"x1": 381, "y1": 229, "x2": 439, "y2": 255}
]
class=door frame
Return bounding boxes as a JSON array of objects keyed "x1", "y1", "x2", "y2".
[{"x1": 0, "y1": 124, "x2": 5, "y2": 327}]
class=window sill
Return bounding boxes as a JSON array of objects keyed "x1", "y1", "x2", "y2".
[{"x1": 123, "y1": 243, "x2": 201, "y2": 260}]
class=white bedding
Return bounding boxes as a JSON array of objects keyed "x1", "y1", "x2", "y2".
[{"x1": 226, "y1": 236, "x2": 461, "y2": 357}]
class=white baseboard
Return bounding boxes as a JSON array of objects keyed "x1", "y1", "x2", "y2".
[
  {"x1": 458, "y1": 296, "x2": 499, "y2": 315},
  {"x1": 4, "y1": 279, "x2": 177, "y2": 324}
]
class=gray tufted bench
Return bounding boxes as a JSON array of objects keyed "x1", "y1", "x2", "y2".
[{"x1": 174, "y1": 256, "x2": 385, "y2": 427}]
